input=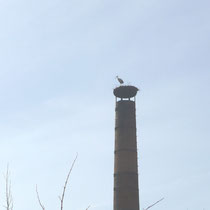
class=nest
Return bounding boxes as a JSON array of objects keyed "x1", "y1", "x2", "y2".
[{"x1": 113, "y1": 85, "x2": 139, "y2": 98}]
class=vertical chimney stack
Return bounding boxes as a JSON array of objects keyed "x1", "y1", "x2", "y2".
[{"x1": 113, "y1": 85, "x2": 140, "y2": 210}]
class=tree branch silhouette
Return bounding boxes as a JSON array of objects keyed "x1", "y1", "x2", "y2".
[
  {"x1": 59, "y1": 154, "x2": 78, "y2": 210},
  {"x1": 36, "y1": 185, "x2": 45, "y2": 210},
  {"x1": 4, "y1": 166, "x2": 13, "y2": 210},
  {"x1": 144, "y1": 197, "x2": 164, "y2": 210}
]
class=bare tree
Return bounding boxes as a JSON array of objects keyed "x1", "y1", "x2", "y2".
[
  {"x1": 3, "y1": 155, "x2": 90, "y2": 210},
  {"x1": 4, "y1": 166, "x2": 13, "y2": 210},
  {"x1": 36, "y1": 154, "x2": 78, "y2": 210}
]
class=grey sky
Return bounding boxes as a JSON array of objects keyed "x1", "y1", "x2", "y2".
[{"x1": 0, "y1": 0, "x2": 209, "y2": 210}]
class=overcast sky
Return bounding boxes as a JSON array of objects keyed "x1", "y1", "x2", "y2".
[{"x1": 0, "y1": 0, "x2": 209, "y2": 210}]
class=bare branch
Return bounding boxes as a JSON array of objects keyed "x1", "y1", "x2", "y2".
[
  {"x1": 59, "y1": 154, "x2": 78, "y2": 210},
  {"x1": 4, "y1": 165, "x2": 13, "y2": 210},
  {"x1": 144, "y1": 198, "x2": 164, "y2": 210},
  {"x1": 36, "y1": 185, "x2": 45, "y2": 210},
  {"x1": 86, "y1": 205, "x2": 91, "y2": 210}
]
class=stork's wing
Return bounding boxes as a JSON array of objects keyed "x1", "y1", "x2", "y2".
[{"x1": 118, "y1": 78, "x2": 124, "y2": 84}]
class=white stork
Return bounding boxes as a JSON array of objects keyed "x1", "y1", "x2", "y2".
[{"x1": 116, "y1": 76, "x2": 124, "y2": 84}]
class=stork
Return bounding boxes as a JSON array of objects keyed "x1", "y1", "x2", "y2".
[{"x1": 116, "y1": 76, "x2": 124, "y2": 85}]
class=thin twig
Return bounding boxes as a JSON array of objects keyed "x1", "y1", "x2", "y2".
[
  {"x1": 36, "y1": 185, "x2": 45, "y2": 210},
  {"x1": 4, "y1": 165, "x2": 13, "y2": 210},
  {"x1": 59, "y1": 154, "x2": 78, "y2": 210},
  {"x1": 144, "y1": 198, "x2": 164, "y2": 210},
  {"x1": 86, "y1": 205, "x2": 91, "y2": 210}
]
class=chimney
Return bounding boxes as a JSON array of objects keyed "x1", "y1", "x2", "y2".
[{"x1": 113, "y1": 85, "x2": 140, "y2": 210}]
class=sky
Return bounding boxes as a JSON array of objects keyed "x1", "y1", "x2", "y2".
[{"x1": 0, "y1": 0, "x2": 210, "y2": 210}]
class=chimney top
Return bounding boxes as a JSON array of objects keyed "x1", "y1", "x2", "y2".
[{"x1": 113, "y1": 85, "x2": 139, "y2": 98}]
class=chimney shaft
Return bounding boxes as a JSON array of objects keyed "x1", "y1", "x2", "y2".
[{"x1": 113, "y1": 86, "x2": 139, "y2": 210}]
